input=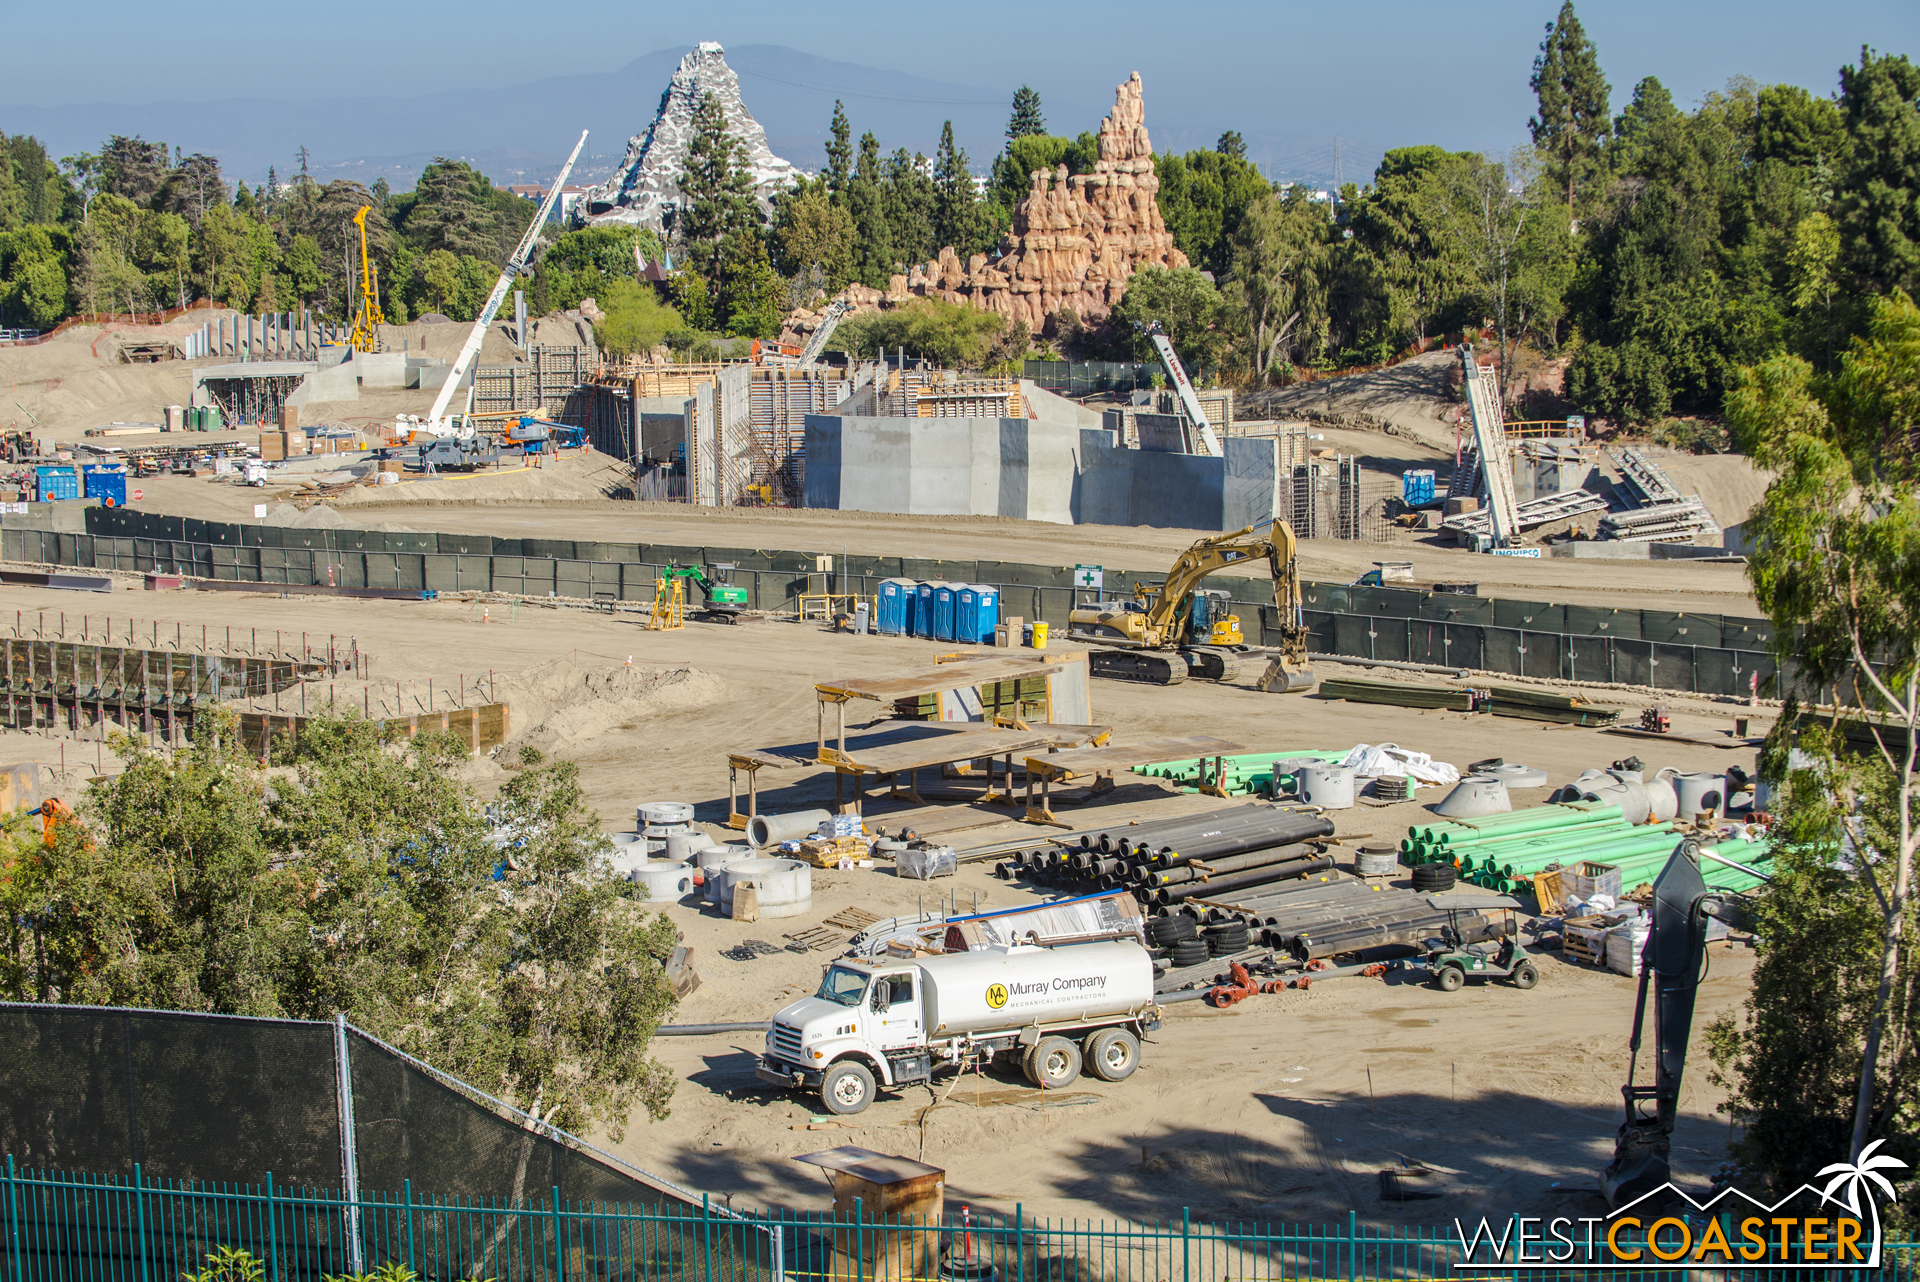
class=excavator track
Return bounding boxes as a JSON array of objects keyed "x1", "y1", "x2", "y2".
[{"x1": 1089, "y1": 649, "x2": 1189, "y2": 685}]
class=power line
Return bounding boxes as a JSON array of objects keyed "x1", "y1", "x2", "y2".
[{"x1": 732, "y1": 67, "x2": 1003, "y2": 109}]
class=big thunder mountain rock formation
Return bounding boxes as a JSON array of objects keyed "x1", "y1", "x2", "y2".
[
  {"x1": 582, "y1": 42, "x2": 798, "y2": 233},
  {"x1": 790, "y1": 72, "x2": 1188, "y2": 341}
]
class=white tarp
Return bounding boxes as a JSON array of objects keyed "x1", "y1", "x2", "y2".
[{"x1": 1339, "y1": 742, "x2": 1461, "y2": 785}]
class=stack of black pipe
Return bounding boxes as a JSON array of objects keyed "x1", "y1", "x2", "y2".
[
  {"x1": 1160, "y1": 876, "x2": 1501, "y2": 960},
  {"x1": 996, "y1": 807, "x2": 1336, "y2": 907}
]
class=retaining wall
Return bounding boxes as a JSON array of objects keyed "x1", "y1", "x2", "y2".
[{"x1": 0, "y1": 507, "x2": 1795, "y2": 699}]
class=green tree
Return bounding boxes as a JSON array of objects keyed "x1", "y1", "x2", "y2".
[
  {"x1": 837, "y1": 296, "x2": 1009, "y2": 367},
  {"x1": 1153, "y1": 148, "x2": 1273, "y2": 275},
  {"x1": 824, "y1": 101, "x2": 853, "y2": 195},
  {"x1": 677, "y1": 92, "x2": 758, "y2": 301},
  {"x1": 1224, "y1": 188, "x2": 1329, "y2": 378},
  {"x1": 1835, "y1": 48, "x2": 1920, "y2": 299},
  {"x1": 1716, "y1": 291, "x2": 1920, "y2": 1172},
  {"x1": 0, "y1": 224, "x2": 71, "y2": 328},
  {"x1": 717, "y1": 232, "x2": 785, "y2": 338},
  {"x1": 883, "y1": 148, "x2": 937, "y2": 271},
  {"x1": 772, "y1": 181, "x2": 856, "y2": 294},
  {"x1": 422, "y1": 249, "x2": 461, "y2": 314},
  {"x1": 401, "y1": 159, "x2": 502, "y2": 261},
  {"x1": 668, "y1": 268, "x2": 714, "y2": 331},
  {"x1": 1111, "y1": 265, "x2": 1229, "y2": 373},
  {"x1": 1216, "y1": 131, "x2": 1247, "y2": 162},
  {"x1": 1608, "y1": 76, "x2": 1680, "y2": 175},
  {"x1": 1788, "y1": 210, "x2": 1842, "y2": 369},
  {"x1": 986, "y1": 135, "x2": 1075, "y2": 220},
  {"x1": 1529, "y1": 1, "x2": 1612, "y2": 207},
  {"x1": 592, "y1": 278, "x2": 681, "y2": 357},
  {"x1": 1343, "y1": 146, "x2": 1475, "y2": 349},
  {"x1": 283, "y1": 233, "x2": 324, "y2": 306},
  {"x1": 933, "y1": 122, "x2": 978, "y2": 256},
  {"x1": 1006, "y1": 86, "x2": 1046, "y2": 141},
  {"x1": 7, "y1": 135, "x2": 70, "y2": 226},
  {"x1": 100, "y1": 135, "x2": 171, "y2": 207},
  {"x1": 847, "y1": 133, "x2": 892, "y2": 288}
]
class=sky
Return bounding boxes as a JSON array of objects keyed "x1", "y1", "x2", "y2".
[{"x1": 5, "y1": 0, "x2": 1916, "y2": 184}]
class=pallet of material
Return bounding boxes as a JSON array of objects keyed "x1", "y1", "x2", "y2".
[
  {"x1": 1488, "y1": 686, "x2": 1620, "y2": 726},
  {"x1": 1562, "y1": 916, "x2": 1611, "y2": 966},
  {"x1": 1318, "y1": 677, "x2": 1475, "y2": 711}
]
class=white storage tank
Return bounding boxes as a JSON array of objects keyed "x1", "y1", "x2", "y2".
[{"x1": 918, "y1": 941, "x2": 1153, "y2": 1038}]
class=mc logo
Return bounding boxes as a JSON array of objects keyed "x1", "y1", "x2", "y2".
[{"x1": 985, "y1": 983, "x2": 1008, "y2": 1009}]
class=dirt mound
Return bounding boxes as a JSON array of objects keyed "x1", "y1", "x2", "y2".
[
  {"x1": 494, "y1": 660, "x2": 726, "y2": 759},
  {"x1": 328, "y1": 454, "x2": 631, "y2": 507}
]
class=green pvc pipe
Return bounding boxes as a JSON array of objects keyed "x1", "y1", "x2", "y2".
[
  {"x1": 1431, "y1": 809, "x2": 1629, "y2": 851},
  {"x1": 1420, "y1": 803, "x2": 1623, "y2": 846}
]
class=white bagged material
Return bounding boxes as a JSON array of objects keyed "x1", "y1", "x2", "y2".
[
  {"x1": 1607, "y1": 920, "x2": 1651, "y2": 977},
  {"x1": 896, "y1": 845, "x2": 958, "y2": 880},
  {"x1": 1339, "y1": 742, "x2": 1461, "y2": 786}
]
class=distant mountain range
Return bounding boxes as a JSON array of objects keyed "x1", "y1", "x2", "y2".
[{"x1": 0, "y1": 44, "x2": 1375, "y2": 193}]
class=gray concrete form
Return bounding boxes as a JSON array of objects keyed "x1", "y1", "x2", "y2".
[{"x1": 0, "y1": 523, "x2": 1798, "y2": 699}]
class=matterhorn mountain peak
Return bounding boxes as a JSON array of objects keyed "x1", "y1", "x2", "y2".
[{"x1": 581, "y1": 41, "x2": 798, "y2": 233}]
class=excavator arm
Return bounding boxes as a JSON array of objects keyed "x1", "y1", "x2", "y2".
[
  {"x1": 1600, "y1": 840, "x2": 1754, "y2": 1208},
  {"x1": 1139, "y1": 519, "x2": 1305, "y2": 647}
]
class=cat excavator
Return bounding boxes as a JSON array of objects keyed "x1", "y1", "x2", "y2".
[
  {"x1": 1600, "y1": 839, "x2": 1757, "y2": 1208},
  {"x1": 1066, "y1": 517, "x2": 1315, "y2": 689}
]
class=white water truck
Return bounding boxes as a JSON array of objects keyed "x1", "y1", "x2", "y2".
[{"x1": 755, "y1": 939, "x2": 1160, "y2": 1115}]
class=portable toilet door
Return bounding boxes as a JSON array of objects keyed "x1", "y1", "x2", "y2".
[
  {"x1": 932, "y1": 583, "x2": 959, "y2": 642},
  {"x1": 912, "y1": 582, "x2": 938, "y2": 639},
  {"x1": 877, "y1": 578, "x2": 913, "y2": 636},
  {"x1": 970, "y1": 584, "x2": 1000, "y2": 643},
  {"x1": 955, "y1": 585, "x2": 979, "y2": 645}
]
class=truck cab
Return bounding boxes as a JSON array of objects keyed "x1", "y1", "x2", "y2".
[{"x1": 758, "y1": 957, "x2": 930, "y2": 1114}]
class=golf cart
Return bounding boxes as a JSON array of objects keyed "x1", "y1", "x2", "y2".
[{"x1": 1421, "y1": 895, "x2": 1538, "y2": 992}]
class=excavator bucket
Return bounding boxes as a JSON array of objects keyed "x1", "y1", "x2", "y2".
[{"x1": 1257, "y1": 660, "x2": 1316, "y2": 694}]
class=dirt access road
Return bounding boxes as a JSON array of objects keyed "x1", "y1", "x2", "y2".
[{"x1": 0, "y1": 576, "x2": 1764, "y2": 1227}]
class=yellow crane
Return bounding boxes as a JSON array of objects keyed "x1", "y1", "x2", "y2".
[
  {"x1": 346, "y1": 205, "x2": 385, "y2": 353},
  {"x1": 1066, "y1": 518, "x2": 1315, "y2": 689}
]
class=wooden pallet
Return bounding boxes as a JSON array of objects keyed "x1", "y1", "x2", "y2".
[
  {"x1": 1562, "y1": 917, "x2": 1610, "y2": 967},
  {"x1": 783, "y1": 926, "x2": 841, "y2": 953},
  {"x1": 823, "y1": 907, "x2": 881, "y2": 930}
]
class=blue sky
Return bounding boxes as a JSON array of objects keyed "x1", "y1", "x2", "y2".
[{"x1": 5, "y1": 0, "x2": 1915, "y2": 184}]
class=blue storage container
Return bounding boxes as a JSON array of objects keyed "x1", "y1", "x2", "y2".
[
  {"x1": 35, "y1": 466, "x2": 79, "y2": 502},
  {"x1": 1402, "y1": 469, "x2": 1436, "y2": 507},
  {"x1": 877, "y1": 578, "x2": 914, "y2": 636},
  {"x1": 932, "y1": 583, "x2": 958, "y2": 642},
  {"x1": 970, "y1": 583, "x2": 1000, "y2": 643},
  {"x1": 82, "y1": 464, "x2": 128, "y2": 507},
  {"x1": 912, "y1": 582, "x2": 938, "y2": 639}
]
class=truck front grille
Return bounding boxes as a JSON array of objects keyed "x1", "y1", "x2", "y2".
[{"x1": 771, "y1": 1023, "x2": 803, "y2": 1061}]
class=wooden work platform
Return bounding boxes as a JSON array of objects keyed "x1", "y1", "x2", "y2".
[
  {"x1": 814, "y1": 654, "x2": 1079, "y2": 703},
  {"x1": 1020, "y1": 734, "x2": 1246, "y2": 826}
]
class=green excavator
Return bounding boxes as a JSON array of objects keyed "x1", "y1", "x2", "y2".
[{"x1": 663, "y1": 563, "x2": 754, "y2": 624}]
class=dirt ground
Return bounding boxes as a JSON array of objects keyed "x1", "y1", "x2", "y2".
[{"x1": 0, "y1": 575, "x2": 1766, "y2": 1225}]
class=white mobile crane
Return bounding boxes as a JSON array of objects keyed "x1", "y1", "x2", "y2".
[
  {"x1": 1142, "y1": 320, "x2": 1223, "y2": 457},
  {"x1": 417, "y1": 130, "x2": 588, "y2": 440},
  {"x1": 755, "y1": 298, "x2": 852, "y2": 368}
]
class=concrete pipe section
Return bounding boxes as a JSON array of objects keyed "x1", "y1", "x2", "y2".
[
  {"x1": 1297, "y1": 763, "x2": 1356, "y2": 810},
  {"x1": 639, "y1": 801, "x2": 695, "y2": 826},
  {"x1": 1433, "y1": 776, "x2": 1513, "y2": 818},
  {"x1": 748, "y1": 809, "x2": 831, "y2": 848},
  {"x1": 630, "y1": 862, "x2": 696, "y2": 900},
  {"x1": 664, "y1": 830, "x2": 715, "y2": 862},
  {"x1": 1666, "y1": 770, "x2": 1727, "y2": 818},
  {"x1": 711, "y1": 858, "x2": 813, "y2": 918}
]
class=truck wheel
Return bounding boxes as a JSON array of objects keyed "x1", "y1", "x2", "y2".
[
  {"x1": 1511, "y1": 962, "x2": 1539, "y2": 990},
  {"x1": 1023, "y1": 1036, "x2": 1082, "y2": 1089},
  {"x1": 820, "y1": 1061, "x2": 876, "y2": 1115},
  {"x1": 1435, "y1": 965, "x2": 1465, "y2": 993},
  {"x1": 1084, "y1": 1028, "x2": 1140, "y2": 1082}
]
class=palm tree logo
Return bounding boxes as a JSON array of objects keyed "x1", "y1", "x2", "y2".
[{"x1": 1817, "y1": 1139, "x2": 1906, "y2": 1260}]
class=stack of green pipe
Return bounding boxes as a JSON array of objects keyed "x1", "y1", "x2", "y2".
[
  {"x1": 1468, "y1": 826, "x2": 1688, "y2": 892},
  {"x1": 1134, "y1": 749, "x2": 1348, "y2": 798},
  {"x1": 1400, "y1": 802, "x2": 1622, "y2": 865}
]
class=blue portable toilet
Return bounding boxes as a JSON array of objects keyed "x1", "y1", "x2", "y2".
[
  {"x1": 913, "y1": 582, "x2": 938, "y2": 639},
  {"x1": 82, "y1": 464, "x2": 128, "y2": 507},
  {"x1": 1402, "y1": 469, "x2": 1436, "y2": 507},
  {"x1": 969, "y1": 583, "x2": 1000, "y2": 643},
  {"x1": 877, "y1": 578, "x2": 914, "y2": 636},
  {"x1": 35, "y1": 466, "x2": 79, "y2": 502},
  {"x1": 955, "y1": 585, "x2": 980, "y2": 643},
  {"x1": 932, "y1": 583, "x2": 959, "y2": 642}
]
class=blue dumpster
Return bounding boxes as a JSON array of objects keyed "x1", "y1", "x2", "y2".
[
  {"x1": 35, "y1": 466, "x2": 79, "y2": 502},
  {"x1": 82, "y1": 464, "x2": 128, "y2": 507},
  {"x1": 913, "y1": 582, "x2": 938, "y2": 639},
  {"x1": 877, "y1": 578, "x2": 914, "y2": 636},
  {"x1": 932, "y1": 583, "x2": 959, "y2": 642}
]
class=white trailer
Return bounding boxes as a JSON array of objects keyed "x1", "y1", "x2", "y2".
[{"x1": 756, "y1": 940, "x2": 1160, "y2": 1114}]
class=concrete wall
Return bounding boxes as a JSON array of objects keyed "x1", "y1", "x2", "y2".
[{"x1": 804, "y1": 414, "x2": 1276, "y2": 531}]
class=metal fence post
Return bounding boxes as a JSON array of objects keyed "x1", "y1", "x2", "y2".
[
  {"x1": 6, "y1": 1155, "x2": 23, "y2": 1282},
  {"x1": 552, "y1": 1185, "x2": 566, "y2": 1282},
  {"x1": 1347, "y1": 1210, "x2": 1357, "y2": 1282},
  {"x1": 705, "y1": 1192, "x2": 717, "y2": 1282},
  {"x1": 769, "y1": 1211, "x2": 786, "y2": 1282},
  {"x1": 134, "y1": 1161, "x2": 150, "y2": 1282},
  {"x1": 333, "y1": 1015, "x2": 364, "y2": 1274},
  {"x1": 404, "y1": 1178, "x2": 415, "y2": 1275},
  {"x1": 854, "y1": 1196, "x2": 864, "y2": 1282},
  {"x1": 1014, "y1": 1203, "x2": 1022, "y2": 1282},
  {"x1": 265, "y1": 1171, "x2": 278, "y2": 1282},
  {"x1": 1182, "y1": 1207, "x2": 1191, "y2": 1282}
]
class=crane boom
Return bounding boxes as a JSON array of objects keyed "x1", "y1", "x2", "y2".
[
  {"x1": 798, "y1": 299, "x2": 851, "y2": 367},
  {"x1": 425, "y1": 130, "x2": 588, "y2": 435},
  {"x1": 1145, "y1": 322, "x2": 1223, "y2": 457}
]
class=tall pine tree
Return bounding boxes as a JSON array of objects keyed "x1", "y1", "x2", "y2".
[
  {"x1": 933, "y1": 122, "x2": 977, "y2": 255},
  {"x1": 848, "y1": 133, "x2": 893, "y2": 288},
  {"x1": 1529, "y1": 1, "x2": 1611, "y2": 208},
  {"x1": 677, "y1": 92, "x2": 757, "y2": 305},
  {"x1": 1835, "y1": 48, "x2": 1920, "y2": 299},
  {"x1": 824, "y1": 100, "x2": 853, "y2": 197},
  {"x1": 1007, "y1": 87, "x2": 1046, "y2": 141}
]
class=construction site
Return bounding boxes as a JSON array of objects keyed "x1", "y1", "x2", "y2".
[{"x1": 0, "y1": 56, "x2": 1814, "y2": 1281}]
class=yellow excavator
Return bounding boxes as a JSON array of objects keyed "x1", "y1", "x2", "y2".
[{"x1": 1066, "y1": 518, "x2": 1316, "y2": 689}]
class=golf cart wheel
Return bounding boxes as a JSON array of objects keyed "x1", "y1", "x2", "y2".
[
  {"x1": 1511, "y1": 962, "x2": 1539, "y2": 990},
  {"x1": 1435, "y1": 965, "x2": 1465, "y2": 993},
  {"x1": 820, "y1": 1060, "x2": 876, "y2": 1115},
  {"x1": 1024, "y1": 1035, "x2": 1083, "y2": 1089},
  {"x1": 1084, "y1": 1028, "x2": 1140, "y2": 1082}
]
